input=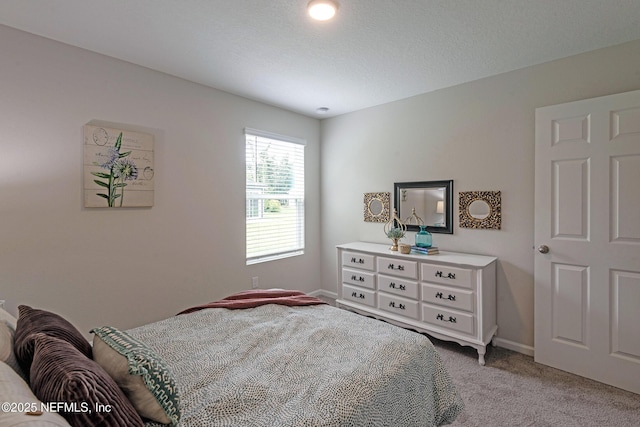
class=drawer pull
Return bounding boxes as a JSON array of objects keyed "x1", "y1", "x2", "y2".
[
  {"x1": 351, "y1": 274, "x2": 365, "y2": 282},
  {"x1": 351, "y1": 291, "x2": 365, "y2": 299},
  {"x1": 436, "y1": 313, "x2": 457, "y2": 323},
  {"x1": 435, "y1": 292, "x2": 456, "y2": 301},
  {"x1": 387, "y1": 263, "x2": 405, "y2": 271},
  {"x1": 388, "y1": 301, "x2": 406, "y2": 310},
  {"x1": 350, "y1": 257, "x2": 366, "y2": 264},
  {"x1": 389, "y1": 282, "x2": 406, "y2": 291},
  {"x1": 435, "y1": 271, "x2": 456, "y2": 280}
]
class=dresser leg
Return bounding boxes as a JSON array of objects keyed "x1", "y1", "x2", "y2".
[{"x1": 477, "y1": 347, "x2": 486, "y2": 366}]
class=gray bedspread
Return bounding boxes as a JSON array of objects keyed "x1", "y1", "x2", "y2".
[{"x1": 127, "y1": 304, "x2": 463, "y2": 426}]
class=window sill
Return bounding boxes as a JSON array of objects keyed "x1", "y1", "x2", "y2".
[{"x1": 246, "y1": 250, "x2": 304, "y2": 265}]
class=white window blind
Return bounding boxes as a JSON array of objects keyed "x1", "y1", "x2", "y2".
[{"x1": 245, "y1": 128, "x2": 305, "y2": 264}]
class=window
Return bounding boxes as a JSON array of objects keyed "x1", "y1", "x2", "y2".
[{"x1": 245, "y1": 128, "x2": 305, "y2": 264}]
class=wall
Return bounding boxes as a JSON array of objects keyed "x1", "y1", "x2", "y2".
[
  {"x1": 3, "y1": 23, "x2": 639, "y2": 353},
  {"x1": 0, "y1": 25, "x2": 321, "y2": 336},
  {"x1": 320, "y1": 39, "x2": 640, "y2": 352}
]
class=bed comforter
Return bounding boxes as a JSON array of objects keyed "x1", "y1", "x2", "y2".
[{"x1": 127, "y1": 303, "x2": 463, "y2": 426}]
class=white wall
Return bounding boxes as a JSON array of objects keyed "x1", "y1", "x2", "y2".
[
  {"x1": 3, "y1": 22, "x2": 640, "y2": 353},
  {"x1": 0, "y1": 25, "x2": 321, "y2": 336},
  {"x1": 320, "y1": 39, "x2": 640, "y2": 351}
]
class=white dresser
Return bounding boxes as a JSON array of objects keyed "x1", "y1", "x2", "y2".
[{"x1": 336, "y1": 241, "x2": 498, "y2": 365}]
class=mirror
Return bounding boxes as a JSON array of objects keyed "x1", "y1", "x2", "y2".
[
  {"x1": 459, "y1": 191, "x2": 502, "y2": 229},
  {"x1": 363, "y1": 192, "x2": 390, "y2": 222},
  {"x1": 469, "y1": 200, "x2": 491, "y2": 219},
  {"x1": 369, "y1": 199, "x2": 383, "y2": 216},
  {"x1": 394, "y1": 180, "x2": 453, "y2": 234}
]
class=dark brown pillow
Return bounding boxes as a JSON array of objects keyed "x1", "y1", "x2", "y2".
[
  {"x1": 29, "y1": 333, "x2": 144, "y2": 427},
  {"x1": 14, "y1": 305, "x2": 92, "y2": 378}
]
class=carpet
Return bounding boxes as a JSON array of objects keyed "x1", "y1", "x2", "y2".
[{"x1": 431, "y1": 338, "x2": 639, "y2": 426}]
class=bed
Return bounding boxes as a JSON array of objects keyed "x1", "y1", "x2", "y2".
[{"x1": 1, "y1": 290, "x2": 463, "y2": 426}]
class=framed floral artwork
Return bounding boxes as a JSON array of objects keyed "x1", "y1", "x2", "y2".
[{"x1": 83, "y1": 124, "x2": 154, "y2": 208}]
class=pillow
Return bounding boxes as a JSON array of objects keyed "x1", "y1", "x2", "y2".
[
  {"x1": 91, "y1": 326, "x2": 180, "y2": 426},
  {"x1": 29, "y1": 333, "x2": 144, "y2": 427},
  {"x1": 14, "y1": 305, "x2": 92, "y2": 378},
  {"x1": 0, "y1": 307, "x2": 17, "y2": 330},
  {"x1": 0, "y1": 321, "x2": 26, "y2": 380},
  {"x1": 0, "y1": 360, "x2": 71, "y2": 427}
]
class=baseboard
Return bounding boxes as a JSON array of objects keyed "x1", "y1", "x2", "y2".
[
  {"x1": 308, "y1": 289, "x2": 338, "y2": 299},
  {"x1": 493, "y1": 337, "x2": 534, "y2": 357}
]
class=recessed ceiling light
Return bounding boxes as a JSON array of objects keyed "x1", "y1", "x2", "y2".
[
  {"x1": 316, "y1": 107, "x2": 330, "y2": 114},
  {"x1": 308, "y1": 0, "x2": 338, "y2": 21}
]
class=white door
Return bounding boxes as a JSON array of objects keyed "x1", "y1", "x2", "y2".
[{"x1": 534, "y1": 89, "x2": 640, "y2": 394}]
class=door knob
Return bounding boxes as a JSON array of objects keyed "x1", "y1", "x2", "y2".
[{"x1": 537, "y1": 245, "x2": 549, "y2": 254}]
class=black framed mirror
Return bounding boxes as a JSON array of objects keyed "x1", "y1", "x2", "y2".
[{"x1": 394, "y1": 180, "x2": 453, "y2": 234}]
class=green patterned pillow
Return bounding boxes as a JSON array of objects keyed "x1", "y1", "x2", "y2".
[{"x1": 91, "y1": 326, "x2": 180, "y2": 426}]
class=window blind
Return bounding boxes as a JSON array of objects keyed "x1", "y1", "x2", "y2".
[{"x1": 245, "y1": 128, "x2": 305, "y2": 264}]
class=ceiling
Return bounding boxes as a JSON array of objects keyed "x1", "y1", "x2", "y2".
[{"x1": 1, "y1": 1, "x2": 640, "y2": 118}]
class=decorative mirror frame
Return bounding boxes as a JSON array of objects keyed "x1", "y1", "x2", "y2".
[
  {"x1": 363, "y1": 192, "x2": 390, "y2": 222},
  {"x1": 459, "y1": 191, "x2": 501, "y2": 229},
  {"x1": 394, "y1": 180, "x2": 453, "y2": 234}
]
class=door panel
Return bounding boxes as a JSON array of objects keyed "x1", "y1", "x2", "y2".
[
  {"x1": 552, "y1": 159, "x2": 589, "y2": 239},
  {"x1": 611, "y1": 155, "x2": 640, "y2": 242},
  {"x1": 610, "y1": 270, "x2": 640, "y2": 361},
  {"x1": 611, "y1": 107, "x2": 640, "y2": 138},
  {"x1": 552, "y1": 115, "x2": 590, "y2": 145},
  {"x1": 535, "y1": 89, "x2": 640, "y2": 395},
  {"x1": 552, "y1": 263, "x2": 589, "y2": 347}
]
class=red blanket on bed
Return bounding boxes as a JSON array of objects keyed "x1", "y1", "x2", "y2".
[{"x1": 177, "y1": 289, "x2": 327, "y2": 315}]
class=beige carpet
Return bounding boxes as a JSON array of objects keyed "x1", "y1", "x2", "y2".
[
  {"x1": 320, "y1": 297, "x2": 639, "y2": 426},
  {"x1": 432, "y1": 338, "x2": 639, "y2": 427}
]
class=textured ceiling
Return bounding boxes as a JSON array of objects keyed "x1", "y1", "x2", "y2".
[{"x1": 1, "y1": 0, "x2": 640, "y2": 118}]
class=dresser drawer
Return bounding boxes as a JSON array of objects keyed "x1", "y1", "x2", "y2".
[
  {"x1": 342, "y1": 251, "x2": 375, "y2": 271},
  {"x1": 342, "y1": 284, "x2": 376, "y2": 307},
  {"x1": 422, "y1": 283, "x2": 474, "y2": 313},
  {"x1": 377, "y1": 256, "x2": 418, "y2": 279},
  {"x1": 378, "y1": 293, "x2": 420, "y2": 320},
  {"x1": 421, "y1": 264, "x2": 473, "y2": 289},
  {"x1": 422, "y1": 305, "x2": 474, "y2": 335},
  {"x1": 342, "y1": 268, "x2": 376, "y2": 289},
  {"x1": 378, "y1": 274, "x2": 419, "y2": 299}
]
